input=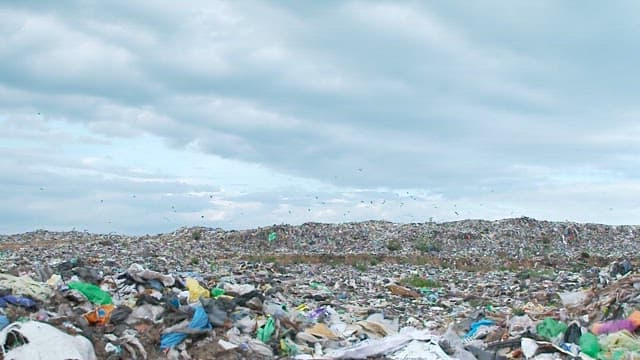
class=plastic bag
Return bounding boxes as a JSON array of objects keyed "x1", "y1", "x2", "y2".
[
  {"x1": 536, "y1": 317, "x2": 567, "y2": 339},
  {"x1": 186, "y1": 278, "x2": 210, "y2": 303},
  {"x1": 84, "y1": 304, "x2": 115, "y2": 325},
  {"x1": 464, "y1": 319, "x2": 495, "y2": 338},
  {"x1": 439, "y1": 326, "x2": 477, "y2": 360},
  {"x1": 579, "y1": 332, "x2": 601, "y2": 358},
  {"x1": 0, "y1": 315, "x2": 9, "y2": 331},
  {"x1": 68, "y1": 282, "x2": 113, "y2": 305},
  {"x1": 211, "y1": 287, "x2": 225, "y2": 298},
  {"x1": 564, "y1": 322, "x2": 582, "y2": 344},
  {"x1": 127, "y1": 263, "x2": 175, "y2": 286},
  {"x1": 160, "y1": 306, "x2": 211, "y2": 349},
  {"x1": 558, "y1": 290, "x2": 592, "y2": 308},
  {"x1": 223, "y1": 283, "x2": 256, "y2": 296},
  {"x1": 257, "y1": 317, "x2": 275, "y2": 343},
  {"x1": 508, "y1": 314, "x2": 534, "y2": 335},
  {"x1": 0, "y1": 295, "x2": 37, "y2": 309},
  {"x1": 0, "y1": 321, "x2": 96, "y2": 360},
  {"x1": 126, "y1": 304, "x2": 164, "y2": 324},
  {"x1": 201, "y1": 298, "x2": 229, "y2": 327},
  {"x1": 592, "y1": 311, "x2": 640, "y2": 335},
  {"x1": 109, "y1": 306, "x2": 133, "y2": 325}
]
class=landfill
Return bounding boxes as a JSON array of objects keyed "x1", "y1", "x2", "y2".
[{"x1": 0, "y1": 217, "x2": 638, "y2": 359}]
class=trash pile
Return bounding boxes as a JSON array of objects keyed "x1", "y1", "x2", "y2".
[
  {"x1": 0, "y1": 218, "x2": 636, "y2": 359},
  {"x1": 2, "y1": 218, "x2": 638, "y2": 265},
  {"x1": 0, "y1": 258, "x2": 636, "y2": 358}
]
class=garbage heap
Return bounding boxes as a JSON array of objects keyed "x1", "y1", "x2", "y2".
[
  {"x1": 0, "y1": 256, "x2": 638, "y2": 359},
  {"x1": 2, "y1": 218, "x2": 638, "y2": 268}
]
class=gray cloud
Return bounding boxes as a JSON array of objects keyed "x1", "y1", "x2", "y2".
[{"x1": 1, "y1": 1, "x2": 639, "y2": 233}]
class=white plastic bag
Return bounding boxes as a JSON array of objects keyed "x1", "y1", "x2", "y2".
[
  {"x1": 0, "y1": 321, "x2": 96, "y2": 360},
  {"x1": 558, "y1": 290, "x2": 592, "y2": 308}
]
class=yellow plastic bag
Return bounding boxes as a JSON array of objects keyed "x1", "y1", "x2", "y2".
[{"x1": 186, "y1": 278, "x2": 210, "y2": 303}]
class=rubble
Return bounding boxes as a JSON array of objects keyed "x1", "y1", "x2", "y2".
[{"x1": 0, "y1": 217, "x2": 637, "y2": 359}]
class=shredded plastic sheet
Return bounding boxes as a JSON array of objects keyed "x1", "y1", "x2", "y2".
[
  {"x1": 0, "y1": 274, "x2": 52, "y2": 302},
  {"x1": 325, "y1": 328, "x2": 443, "y2": 359},
  {"x1": 389, "y1": 339, "x2": 453, "y2": 360},
  {"x1": 600, "y1": 330, "x2": 640, "y2": 356}
]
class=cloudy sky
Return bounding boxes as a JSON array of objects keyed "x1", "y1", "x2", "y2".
[{"x1": 1, "y1": 1, "x2": 639, "y2": 234}]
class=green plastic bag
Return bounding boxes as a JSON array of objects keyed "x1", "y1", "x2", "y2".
[
  {"x1": 68, "y1": 281, "x2": 113, "y2": 305},
  {"x1": 536, "y1": 317, "x2": 567, "y2": 339},
  {"x1": 579, "y1": 332, "x2": 601, "y2": 357},
  {"x1": 211, "y1": 287, "x2": 225, "y2": 298},
  {"x1": 268, "y1": 232, "x2": 277, "y2": 242},
  {"x1": 257, "y1": 317, "x2": 275, "y2": 343}
]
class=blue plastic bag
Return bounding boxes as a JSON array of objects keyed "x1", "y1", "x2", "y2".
[
  {"x1": 464, "y1": 319, "x2": 495, "y2": 338},
  {"x1": 160, "y1": 306, "x2": 211, "y2": 349},
  {"x1": 0, "y1": 315, "x2": 9, "y2": 330},
  {"x1": 0, "y1": 295, "x2": 37, "y2": 309}
]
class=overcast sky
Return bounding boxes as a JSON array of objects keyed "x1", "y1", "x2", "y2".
[{"x1": 1, "y1": 1, "x2": 639, "y2": 234}]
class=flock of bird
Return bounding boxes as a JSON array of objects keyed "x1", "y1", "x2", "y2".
[{"x1": 37, "y1": 166, "x2": 500, "y2": 230}]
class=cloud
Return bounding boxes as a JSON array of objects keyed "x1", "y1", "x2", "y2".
[{"x1": 1, "y1": 1, "x2": 639, "y2": 233}]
